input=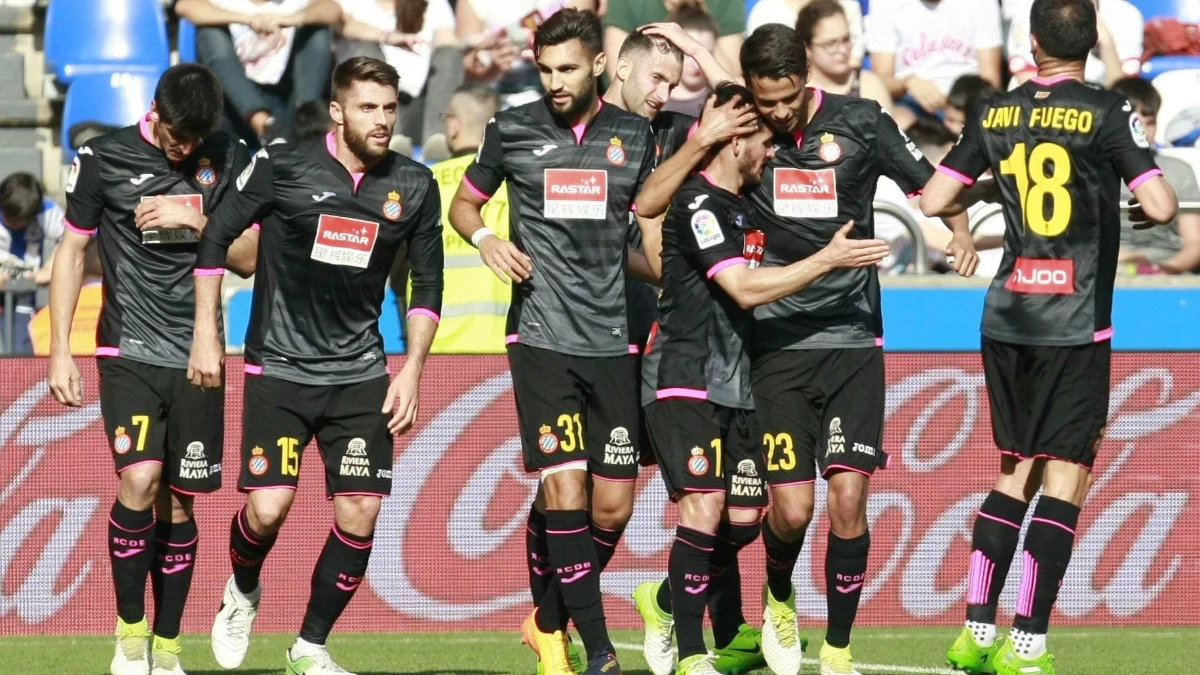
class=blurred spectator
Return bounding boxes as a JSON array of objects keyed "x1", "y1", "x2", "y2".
[
  {"x1": 866, "y1": 0, "x2": 1002, "y2": 129},
  {"x1": 417, "y1": 85, "x2": 511, "y2": 353},
  {"x1": 944, "y1": 74, "x2": 999, "y2": 135},
  {"x1": 748, "y1": 0, "x2": 864, "y2": 66},
  {"x1": 292, "y1": 99, "x2": 335, "y2": 140},
  {"x1": 335, "y1": 0, "x2": 464, "y2": 146},
  {"x1": 1112, "y1": 77, "x2": 1200, "y2": 274},
  {"x1": 604, "y1": 0, "x2": 744, "y2": 80},
  {"x1": 177, "y1": 0, "x2": 342, "y2": 144},
  {"x1": 30, "y1": 239, "x2": 102, "y2": 356},
  {"x1": 795, "y1": 0, "x2": 891, "y2": 111},
  {"x1": 661, "y1": 5, "x2": 719, "y2": 117},
  {"x1": 1004, "y1": 0, "x2": 1141, "y2": 87},
  {"x1": 456, "y1": 0, "x2": 594, "y2": 102},
  {"x1": 0, "y1": 172, "x2": 64, "y2": 354}
]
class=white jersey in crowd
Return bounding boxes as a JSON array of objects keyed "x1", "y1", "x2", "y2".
[
  {"x1": 1003, "y1": 0, "x2": 1143, "y2": 84},
  {"x1": 746, "y1": 0, "x2": 866, "y2": 64},
  {"x1": 336, "y1": 0, "x2": 455, "y2": 97},
  {"x1": 864, "y1": 0, "x2": 1002, "y2": 94},
  {"x1": 210, "y1": 0, "x2": 311, "y2": 85}
]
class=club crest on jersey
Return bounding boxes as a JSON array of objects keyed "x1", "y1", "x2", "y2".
[
  {"x1": 818, "y1": 133, "x2": 842, "y2": 162},
  {"x1": 538, "y1": 424, "x2": 560, "y2": 454},
  {"x1": 248, "y1": 446, "x2": 269, "y2": 476},
  {"x1": 383, "y1": 190, "x2": 403, "y2": 221},
  {"x1": 606, "y1": 136, "x2": 626, "y2": 166},
  {"x1": 687, "y1": 447, "x2": 709, "y2": 476},
  {"x1": 195, "y1": 157, "x2": 217, "y2": 186},
  {"x1": 113, "y1": 426, "x2": 132, "y2": 455},
  {"x1": 691, "y1": 210, "x2": 725, "y2": 249}
]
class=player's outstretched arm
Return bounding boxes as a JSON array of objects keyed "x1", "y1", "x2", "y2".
[
  {"x1": 919, "y1": 171, "x2": 970, "y2": 218},
  {"x1": 712, "y1": 221, "x2": 889, "y2": 309},
  {"x1": 634, "y1": 97, "x2": 759, "y2": 218},
  {"x1": 47, "y1": 230, "x2": 90, "y2": 407},
  {"x1": 188, "y1": 273, "x2": 224, "y2": 390}
]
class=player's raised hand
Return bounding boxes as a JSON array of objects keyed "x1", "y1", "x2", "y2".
[
  {"x1": 382, "y1": 368, "x2": 420, "y2": 435},
  {"x1": 946, "y1": 231, "x2": 980, "y2": 278},
  {"x1": 640, "y1": 22, "x2": 704, "y2": 57},
  {"x1": 694, "y1": 95, "x2": 760, "y2": 150},
  {"x1": 187, "y1": 334, "x2": 224, "y2": 390},
  {"x1": 135, "y1": 196, "x2": 203, "y2": 232},
  {"x1": 48, "y1": 351, "x2": 83, "y2": 407},
  {"x1": 820, "y1": 221, "x2": 891, "y2": 269},
  {"x1": 478, "y1": 234, "x2": 533, "y2": 283}
]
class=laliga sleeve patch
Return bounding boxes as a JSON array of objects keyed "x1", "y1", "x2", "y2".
[
  {"x1": 691, "y1": 209, "x2": 725, "y2": 249},
  {"x1": 1130, "y1": 114, "x2": 1150, "y2": 149},
  {"x1": 237, "y1": 148, "x2": 268, "y2": 192},
  {"x1": 65, "y1": 155, "x2": 81, "y2": 193}
]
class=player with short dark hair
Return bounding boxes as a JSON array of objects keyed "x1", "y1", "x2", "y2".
[
  {"x1": 48, "y1": 62, "x2": 258, "y2": 675},
  {"x1": 920, "y1": 1, "x2": 1178, "y2": 673},
  {"x1": 0, "y1": 171, "x2": 44, "y2": 226},
  {"x1": 634, "y1": 81, "x2": 890, "y2": 675},
  {"x1": 449, "y1": 9, "x2": 656, "y2": 675},
  {"x1": 192, "y1": 56, "x2": 444, "y2": 675},
  {"x1": 641, "y1": 23, "x2": 978, "y2": 675}
]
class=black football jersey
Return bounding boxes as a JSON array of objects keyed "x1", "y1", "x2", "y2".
[
  {"x1": 197, "y1": 134, "x2": 443, "y2": 385},
  {"x1": 64, "y1": 116, "x2": 244, "y2": 368},
  {"x1": 747, "y1": 90, "x2": 934, "y2": 350},
  {"x1": 940, "y1": 76, "x2": 1161, "y2": 346},
  {"x1": 462, "y1": 98, "x2": 656, "y2": 357},
  {"x1": 642, "y1": 174, "x2": 756, "y2": 409}
]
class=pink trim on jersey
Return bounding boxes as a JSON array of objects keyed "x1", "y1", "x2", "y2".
[
  {"x1": 593, "y1": 474, "x2": 637, "y2": 483},
  {"x1": 95, "y1": 346, "x2": 120, "y2": 357},
  {"x1": 331, "y1": 491, "x2": 390, "y2": 498},
  {"x1": 822, "y1": 463, "x2": 872, "y2": 478},
  {"x1": 242, "y1": 484, "x2": 297, "y2": 491},
  {"x1": 332, "y1": 526, "x2": 374, "y2": 549},
  {"x1": 1094, "y1": 327, "x2": 1114, "y2": 342},
  {"x1": 244, "y1": 363, "x2": 263, "y2": 375},
  {"x1": 168, "y1": 485, "x2": 207, "y2": 497},
  {"x1": 656, "y1": 387, "x2": 708, "y2": 400},
  {"x1": 407, "y1": 308, "x2": 441, "y2": 324},
  {"x1": 462, "y1": 175, "x2": 493, "y2": 201},
  {"x1": 1031, "y1": 516, "x2": 1076, "y2": 535},
  {"x1": 194, "y1": 268, "x2": 225, "y2": 276},
  {"x1": 505, "y1": 334, "x2": 519, "y2": 345},
  {"x1": 117, "y1": 459, "x2": 163, "y2": 473},
  {"x1": 937, "y1": 164, "x2": 976, "y2": 186},
  {"x1": 977, "y1": 511, "x2": 1022, "y2": 530},
  {"x1": 139, "y1": 112, "x2": 154, "y2": 144},
  {"x1": 1031, "y1": 74, "x2": 1077, "y2": 86},
  {"x1": 571, "y1": 99, "x2": 604, "y2": 145},
  {"x1": 64, "y1": 219, "x2": 95, "y2": 237},
  {"x1": 686, "y1": 120, "x2": 700, "y2": 141},
  {"x1": 326, "y1": 130, "x2": 337, "y2": 156},
  {"x1": 770, "y1": 479, "x2": 817, "y2": 487},
  {"x1": 905, "y1": 190, "x2": 923, "y2": 199},
  {"x1": 875, "y1": 337, "x2": 884, "y2": 347},
  {"x1": 628, "y1": 344, "x2": 640, "y2": 354},
  {"x1": 250, "y1": 222, "x2": 261, "y2": 231},
  {"x1": 791, "y1": 88, "x2": 826, "y2": 147},
  {"x1": 1128, "y1": 168, "x2": 1163, "y2": 191},
  {"x1": 698, "y1": 171, "x2": 718, "y2": 187},
  {"x1": 707, "y1": 257, "x2": 747, "y2": 279},
  {"x1": 351, "y1": 172, "x2": 364, "y2": 190}
]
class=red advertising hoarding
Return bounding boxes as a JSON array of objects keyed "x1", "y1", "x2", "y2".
[{"x1": 1, "y1": 354, "x2": 1197, "y2": 634}]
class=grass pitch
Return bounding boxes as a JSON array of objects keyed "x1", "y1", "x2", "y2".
[{"x1": 2, "y1": 627, "x2": 1197, "y2": 674}]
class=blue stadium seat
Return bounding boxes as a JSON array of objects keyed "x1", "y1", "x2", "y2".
[
  {"x1": 178, "y1": 19, "x2": 197, "y2": 64},
  {"x1": 1144, "y1": 56, "x2": 1200, "y2": 80},
  {"x1": 60, "y1": 71, "x2": 162, "y2": 159},
  {"x1": 45, "y1": 0, "x2": 170, "y2": 83},
  {"x1": 745, "y1": 0, "x2": 760, "y2": 21},
  {"x1": 1131, "y1": 0, "x2": 1200, "y2": 21}
]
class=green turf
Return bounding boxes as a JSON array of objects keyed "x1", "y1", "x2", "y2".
[{"x1": 2, "y1": 627, "x2": 1198, "y2": 675}]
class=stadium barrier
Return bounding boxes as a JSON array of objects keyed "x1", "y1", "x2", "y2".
[{"x1": 0, "y1": 354, "x2": 1196, "y2": 635}]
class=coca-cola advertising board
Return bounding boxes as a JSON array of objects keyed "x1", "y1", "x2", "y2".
[{"x1": 1, "y1": 355, "x2": 1197, "y2": 634}]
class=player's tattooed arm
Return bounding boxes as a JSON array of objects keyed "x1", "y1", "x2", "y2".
[{"x1": 634, "y1": 97, "x2": 758, "y2": 218}]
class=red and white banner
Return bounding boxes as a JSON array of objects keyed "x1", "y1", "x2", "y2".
[{"x1": 1, "y1": 355, "x2": 1197, "y2": 635}]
